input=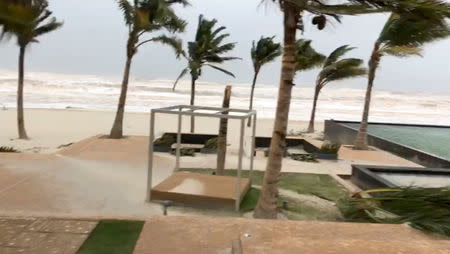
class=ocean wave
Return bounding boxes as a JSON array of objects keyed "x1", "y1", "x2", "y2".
[{"x1": 1, "y1": 69, "x2": 449, "y2": 124}]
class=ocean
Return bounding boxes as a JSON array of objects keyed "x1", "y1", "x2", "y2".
[{"x1": 1, "y1": 69, "x2": 449, "y2": 125}]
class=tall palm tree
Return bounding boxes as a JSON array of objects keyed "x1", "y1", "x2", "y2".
[
  {"x1": 253, "y1": 0, "x2": 448, "y2": 219},
  {"x1": 248, "y1": 36, "x2": 282, "y2": 127},
  {"x1": 253, "y1": 0, "x2": 303, "y2": 219},
  {"x1": 353, "y1": 9, "x2": 450, "y2": 149},
  {"x1": 0, "y1": 0, "x2": 62, "y2": 139},
  {"x1": 109, "y1": 0, "x2": 187, "y2": 139},
  {"x1": 172, "y1": 15, "x2": 239, "y2": 133},
  {"x1": 307, "y1": 45, "x2": 366, "y2": 133}
]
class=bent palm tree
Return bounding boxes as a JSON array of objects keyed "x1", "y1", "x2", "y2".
[
  {"x1": 172, "y1": 15, "x2": 239, "y2": 133},
  {"x1": 0, "y1": 0, "x2": 62, "y2": 139},
  {"x1": 254, "y1": 0, "x2": 448, "y2": 219},
  {"x1": 248, "y1": 36, "x2": 282, "y2": 127},
  {"x1": 353, "y1": 9, "x2": 450, "y2": 149},
  {"x1": 307, "y1": 45, "x2": 366, "y2": 133},
  {"x1": 109, "y1": 0, "x2": 187, "y2": 139}
]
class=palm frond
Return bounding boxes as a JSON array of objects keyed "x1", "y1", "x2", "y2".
[
  {"x1": 338, "y1": 186, "x2": 450, "y2": 237},
  {"x1": 130, "y1": 0, "x2": 187, "y2": 34},
  {"x1": 378, "y1": 13, "x2": 450, "y2": 48},
  {"x1": 150, "y1": 34, "x2": 183, "y2": 58},
  {"x1": 205, "y1": 64, "x2": 235, "y2": 78},
  {"x1": 347, "y1": 0, "x2": 450, "y2": 17},
  {"x1": 181, "y1": 14, "x2": 239, "y2": 80},
  {"x1": 117, "y1": 0, "x2": 134, "y2": 26},
  {"x1": 34, "y1": 17, "x2": 62, "y2": 38},
  {"x1": 323, "y1": 45, "x2": 356, "y2": 67},
  {"x1": 166, "y1": 0, "x2": 190, "y2": 7},
  {"x1": 322, "y1": 67, "x2": 367, "y2": 85},
  {"x1": 295, "y1": 39, "x2": 325, "y2": 72},
  {"x1": 319, "y1": 58, "x2": 366, "y2": 86},
  {"x1": 251, "y1": 36, "x2": 282, "y2": 71},
  {"x1": 172, "y1": 67, "x2": 188, "y2": 91},
  {"x1": 379, "y1": 45, "x2": 422, "y2": 58},
  {"x1": 0, "y1": 0, "x2": 61, "y2": 46}
]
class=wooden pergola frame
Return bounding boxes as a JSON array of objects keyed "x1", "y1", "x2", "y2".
[{"x1": 146, "y1": 105, "x2": 257, "y2": 211}]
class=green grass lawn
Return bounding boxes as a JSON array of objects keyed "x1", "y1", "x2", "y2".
[
  {"x1": 183, "y1": 168, "x2": 347, "y2": 201},
  {"x1": 76, "y1": 220, "x2": 144, "y2": 254},
  {"x1": 182, "y1": 168, "x2": 348, "y2": 221}
]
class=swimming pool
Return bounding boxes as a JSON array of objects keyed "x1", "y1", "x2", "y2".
[
  {"x1": 342, "y1": 123, "x2": 450, "y2": 161},
  {"x1": 324, "y1": 120, "x2": 450, "y2": 168},
  {"x1": 351, "y1": 165, "x2": 450, "y2": 189}
]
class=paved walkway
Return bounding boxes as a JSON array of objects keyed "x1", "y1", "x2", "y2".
[
  {"x1": 0, "y1": 135, "x2": 421, "y2": 219},
  {"x1": 0, "y1": 217, "x2": 97, "y2": 254}
]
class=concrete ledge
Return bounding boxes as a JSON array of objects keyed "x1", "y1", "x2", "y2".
[{"x1": 134, "y1": 216, "x2": 449, "y2": 254}]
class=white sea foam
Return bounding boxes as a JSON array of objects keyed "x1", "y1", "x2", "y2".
[{"x1": 1, "y1": 69, "x2": 449, "y2": 125}]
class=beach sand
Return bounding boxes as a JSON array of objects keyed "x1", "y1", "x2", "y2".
[{"x1": 0, "y1": 108, "x2": 322, "y2": 153}]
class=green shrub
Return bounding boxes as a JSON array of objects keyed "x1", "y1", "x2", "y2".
[
  {"x1": 338, "y1": 187, "x2": 450, "y2": 237},
  {"x1": 204, "y1": 137, "x2": 218, "y2": 149},
  {"x1": 153, "y1": 134, "x2": 176, "y2": 146},
  {"x1": 319, "y1": 143, "x2": 341, "y2": 154},
  {"x1": 171, "y1": 148, "x2": 195, "y2": 157},
  {"x1": 290, "y1": 154, "x2": 318, "y2": 163},
  {"x1": 0, "y1": 146, "x2": 20, "y2": 153}
]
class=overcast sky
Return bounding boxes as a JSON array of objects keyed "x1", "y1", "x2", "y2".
[{"x1": 0, "y1": 0, "x2": 449, "y2": 93}]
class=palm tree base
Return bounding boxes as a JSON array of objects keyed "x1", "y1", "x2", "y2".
[
  {"x1": 253, "y1": 205, "x2": 278, "y2": 219},
  {"x1": 109, "y1": 127, "x2": 123, "y2": 139}
]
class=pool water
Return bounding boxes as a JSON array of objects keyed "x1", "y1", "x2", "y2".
[
  {"x1": 343, "y1": 123, "x2": 450, "y2": 160},
  {"x1": 377, "y1": 172, "x2": 450, "y2": 188}
]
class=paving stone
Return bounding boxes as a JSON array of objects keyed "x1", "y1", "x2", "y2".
[
  {"x1": 31, "y1": 233, "x2": 88, "y2": 254},
  {"x1": 0, "y1": 247, "x2": 27, "y2": 254},
  {"x1": 0, "y1": 218, "x2": 96, "y2": 254},
  {"x1": 6, "y1": 232, "x2": 47, "y2": 248},
  {"x1": 0, "y1": 219, "x2": 35, "y2": 231},
  {"x1": 27, "y1": 219, "x2": 97, "y2": 234},
  {"x1": 0, "y1": 230, "x2": 20, "y2": 246}
]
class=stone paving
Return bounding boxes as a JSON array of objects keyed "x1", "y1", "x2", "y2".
[{"x1": 0, "y1": 217, "x2": 97, "y2": 254}]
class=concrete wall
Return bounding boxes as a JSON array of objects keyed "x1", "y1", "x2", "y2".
[{"x1": 324, "y1": 120, "x2": 450, "y2": 168}]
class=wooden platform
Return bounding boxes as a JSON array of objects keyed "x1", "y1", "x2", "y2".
[{"x1": 151, "y1": 172, "x2": 251, "y2": 210}]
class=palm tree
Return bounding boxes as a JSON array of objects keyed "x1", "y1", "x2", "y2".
[
  {"x1": 353, "y1": 10, "x2": 450, "y2": 149},
  {"x1": 253, "y1": 0, "x2": 449, "y2": 219},
  {"x1": 248, "y1": 36, "x2": 282, "y2": 127},
  {"x1": 109, "y1": 0, "x2": 187, "y2": 139},
  {"x1": 172, "y1": 15, "x2": 239, "y2": 133},
  {"x1": 307, "y1": 45, "x2": 366, "y2": 133},
  {"x1": 0, "y1": 0, "x2": 62, "y2": 139}
]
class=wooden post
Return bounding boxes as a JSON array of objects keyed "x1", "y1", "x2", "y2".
[
  {"x1": 216, "y1": 85, "x2": 231, "y2": 175},
  {"x1": 146, "y1": 111, "x2": 155, "y2": 202}
]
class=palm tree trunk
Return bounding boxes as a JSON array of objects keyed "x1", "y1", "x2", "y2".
[
  {"x1": 354, "y1": 43, "x2": 380, "y2": 150},
  {"x1": 17, "y1": 45, "x2": 28, "y2": 139},
  {"x1": 307, "y1": 84, "x2": 320, "y2": 133},
  {"x1": 254, "y1": 2, "x2": 300, "y2": 219},
  {"x1": 217, "y1": 86, "x2": 231, "y2": 175},
  {"x1": 247, "y1": 70, "x2": 259, "y2": 127},
  {"x1": 109, "y1": 56, "x2": 133, "y2": 139},
  {"x1": 190, "y1": 76, "x2": 196, "y2": 133}
]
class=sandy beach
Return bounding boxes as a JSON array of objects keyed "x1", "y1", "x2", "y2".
[{"x1": 0, "y1": 108, "x2": 322, "y2": 153}]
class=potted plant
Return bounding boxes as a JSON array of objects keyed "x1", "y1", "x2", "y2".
[
  {"x1": 201, "y1": 137, "x2": 218, "y2": 154},
  {"x1": 153, "y1": 133, "x2": 176, "y2": 152},
  {"x1": 314, "y1": 143, "x2": 340, "y2": 160}
]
